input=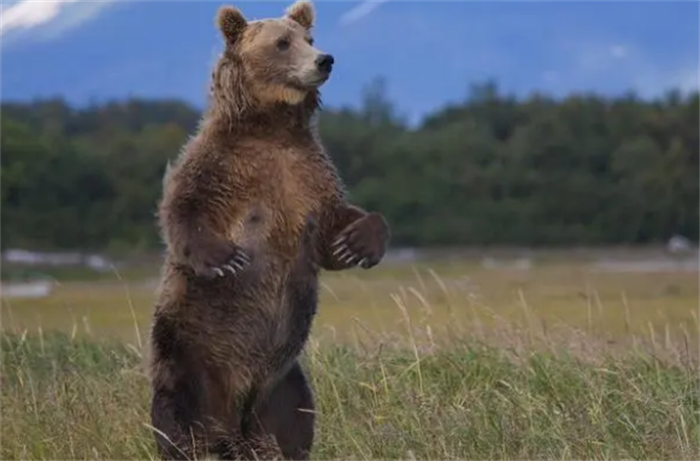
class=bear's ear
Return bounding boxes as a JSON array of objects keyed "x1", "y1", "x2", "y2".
[
  {"x1": 285, "y1": 0, "x2": 314, "y2": 30},
  {"x1": 217, "y1": 5, "x2": 247, "y2": 45}
]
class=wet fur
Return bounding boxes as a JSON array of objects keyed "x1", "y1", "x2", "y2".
[{"x1": 148, "y1": 2, "x2": 389, "y2": 460}]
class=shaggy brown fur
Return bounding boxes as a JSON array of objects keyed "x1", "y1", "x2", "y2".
[{"x1": 148, "y1": 2, "x2": 390, "y2": 460}]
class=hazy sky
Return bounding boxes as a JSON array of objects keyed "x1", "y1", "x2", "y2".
[{"x1": 2, "y1": 0, "x2": 698, "y2": 124}]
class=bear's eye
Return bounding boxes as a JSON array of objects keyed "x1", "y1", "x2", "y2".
[
  {"x1": 306, "y1": 37, "x2": 314, "y2": 46},
  {"x1": 276, "y1": 38, "x2": 291, "y2": 51}
]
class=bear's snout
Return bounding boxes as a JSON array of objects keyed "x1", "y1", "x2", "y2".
[{"x1": 315, "y1": 54, "x2": 334, "y2": 74}]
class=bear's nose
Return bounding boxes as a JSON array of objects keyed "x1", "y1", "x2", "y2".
[{"x1": 315, "y1": 54, "x2": 334, "y2": 73}]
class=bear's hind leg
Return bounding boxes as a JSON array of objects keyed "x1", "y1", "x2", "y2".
[
  {"x1": 151, "y1": 383, "x2": 210, "y2": 460},
  {"x1": 253, "y1": 361, "x2": 315, "y2": 460}
]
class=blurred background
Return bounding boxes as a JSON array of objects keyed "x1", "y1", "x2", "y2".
[{"x1": 0, "y1": 0, "x2": 698, "y2": 344}]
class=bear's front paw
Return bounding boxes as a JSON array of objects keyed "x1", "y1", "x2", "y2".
[
  {"x1": 331, "y1": 212, "x2": 390, "y2": 269},
  {"x1": 190, "y1": 239, "x2": 252, "y2": 278},
  {"x1": 207, "y1": 247, "x2": 251, "y2": 278}
]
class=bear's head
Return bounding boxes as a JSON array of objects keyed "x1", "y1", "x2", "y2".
[{"x1": 210, "y1": 0, "x2": 332, "y2": 122}]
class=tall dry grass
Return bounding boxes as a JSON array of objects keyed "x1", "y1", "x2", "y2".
[{"x1": 1, "y1": 260, "x2": 698, "y2": 459}]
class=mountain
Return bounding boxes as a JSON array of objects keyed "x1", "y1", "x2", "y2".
[{"x1": 1, "y1": 0, "x2": 698, "y2": 124}]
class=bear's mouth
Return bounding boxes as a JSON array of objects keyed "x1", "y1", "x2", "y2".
[
  {"x1": 291, "y1": 73, "x2": 330, "y2": 91},
  {"x1": 308, "y1": 73, "x2": 331, "y2": 90},
  {"x1": 305, "y1": 75, "x2": 329, "y2": 88}
]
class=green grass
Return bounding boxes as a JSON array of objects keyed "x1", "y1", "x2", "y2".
[
  {"x1": 1, "y1": 329, "x2": 697, "y2": 460},
  {"x1": 1, "y1": 256, "x2": 699, "y2": 459},
  {"x1": 2, "y1": 259, "x2": 698, "y2": 345}
]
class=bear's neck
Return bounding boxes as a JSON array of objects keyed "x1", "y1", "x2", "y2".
[{"x1": 203, "y1": 90, "x2": 321, "y2": 137}]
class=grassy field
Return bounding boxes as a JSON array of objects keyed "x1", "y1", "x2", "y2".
[{"x1": 1, "y1": 253, "x2": 699, "y2": 459}]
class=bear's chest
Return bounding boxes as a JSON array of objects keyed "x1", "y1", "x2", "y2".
[
  {"x1": 263, "y1": 146, "x2": 335, "y2": 242},
  {"x1": 278, "y1": 148, "x2": 330, "y2": 201}
]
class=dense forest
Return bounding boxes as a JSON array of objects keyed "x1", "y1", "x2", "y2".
[{"x1": 1, "y1": 79, "x2": 698, "y2": 252}]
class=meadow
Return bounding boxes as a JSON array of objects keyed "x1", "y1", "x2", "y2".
[{"x1": 1, "y1": 249, "x2": 698, "y2": 460}]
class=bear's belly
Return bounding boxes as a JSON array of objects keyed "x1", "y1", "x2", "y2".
[
  {"x1": 177, "y1": 250, "x2": 319, "y2": 382},
  {"x1": 264, "y1": 263, "x2": 319, "y2": 379}
]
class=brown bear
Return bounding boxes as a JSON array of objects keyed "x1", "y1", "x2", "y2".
[{"x1": 147, "y1": 1, "x2": 390, "y2": 460}]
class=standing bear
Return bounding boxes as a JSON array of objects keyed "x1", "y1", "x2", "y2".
[{"x1": 148, "y1": 1, "x2": 391, "y2": 460}]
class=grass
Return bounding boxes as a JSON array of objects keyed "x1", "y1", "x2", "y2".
[
  {"x1": 2, "y1": 257, "x2": 698, "y2": 345},
  {"x1": 1, "y1": 329, "x2": 698, "y2": 460},
  {"x1": 1, "y1": 255, "x2": 699, "y2": 459}
]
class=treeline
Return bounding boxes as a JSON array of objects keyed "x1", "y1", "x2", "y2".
[{"x1": 2, "y1": 80, "x2": 698, "y2": 251}]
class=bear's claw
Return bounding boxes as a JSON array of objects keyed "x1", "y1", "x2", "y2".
[
  {"x1": 330, "y1": 212, "x2": 389, "y2": 270},
  {"x1": 207, "y1": 248, "x2": 251, "y2": 278}
]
